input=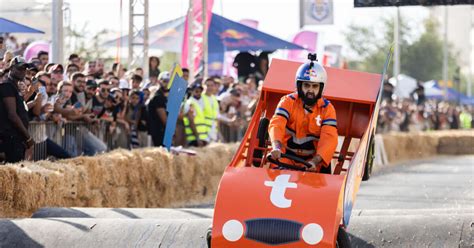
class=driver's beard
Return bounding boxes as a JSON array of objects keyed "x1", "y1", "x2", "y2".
[
  {"x1": 302, "y1": 92, "x2": 318, "y2": 106},
  {"x1": 193, "y1": 95, "x2": 201, "y2": 100}
]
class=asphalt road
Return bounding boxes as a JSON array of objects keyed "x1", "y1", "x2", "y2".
[{"x1": 354, "y1": 155, "x2": 474, "y2": 210}]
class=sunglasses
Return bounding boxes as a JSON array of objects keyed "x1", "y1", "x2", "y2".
[{"x1": 53, "y1": 70, "x2": 63, "y2": 74}]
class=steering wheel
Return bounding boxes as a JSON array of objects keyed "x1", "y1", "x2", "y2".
[{"x1": 266, "y1": 153, "x2": 318, "y2": 172}]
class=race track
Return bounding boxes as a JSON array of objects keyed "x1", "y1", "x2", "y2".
[{"x1": 1, "y1": 156, "x2": 472, "y2": 247}]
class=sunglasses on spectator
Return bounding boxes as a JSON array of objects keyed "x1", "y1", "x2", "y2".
[
  {"x1": 77, "y1": 80, "x2": 86, "y2": 84},
  {"x1": 53, "y1": 70, "x2": 63, "y2": 74}
]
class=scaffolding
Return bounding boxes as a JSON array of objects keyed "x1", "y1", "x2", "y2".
[{"x1": 128, "y1": 0, "x2": 149, "y2": 76}]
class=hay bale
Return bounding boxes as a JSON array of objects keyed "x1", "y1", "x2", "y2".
[
  {"x1": 0, "y1": 143, "x2": 238, "y2": 218},
  {"x1": 382, "y1": 130, "x2": 474, "y2": 164},
  {"x1": 437, "y1": 131, "x2": 474, "y2": 155},
  {"x1": 382, "y1": 132, "x2": 440, "y2": 163}
]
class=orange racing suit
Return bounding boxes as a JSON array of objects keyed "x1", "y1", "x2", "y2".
[{"x1": 268, "y1": 92, "x2": 338, "y2": 168}]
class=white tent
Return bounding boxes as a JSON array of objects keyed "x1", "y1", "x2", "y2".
[
  {"x1": 388, "y1": 74, "x2": 418, "y2": 99},
  {"x1": 423, "y1": 80, "x2": 444, "y2": 98}
]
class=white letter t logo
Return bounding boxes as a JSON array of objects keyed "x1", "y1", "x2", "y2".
[{"x1": 264, "y1": 174, "x2": 297, "y2": 208}]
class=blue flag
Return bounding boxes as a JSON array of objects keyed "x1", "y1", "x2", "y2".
[{"x1": 163, "y1": 64, "x2": 188, "y2": 151}]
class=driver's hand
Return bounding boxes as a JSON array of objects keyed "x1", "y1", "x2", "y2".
[
  {"x1": 308, "y1": 155, "x2": 323, "y2": 172},
  {"x1": 270, "y1": 149, "x2": 281, "y2": 160},
  {"x1": 307, "y1": 162, "x2": 318, "y2": 172}
]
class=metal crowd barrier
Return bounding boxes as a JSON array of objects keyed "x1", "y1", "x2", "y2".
[
  {"x1": 218, "y1": 122, "x2": 246, "y2": 143},
  {"x1": 28, "y1": 121, "x2": 113, "y2": 161},
  {"x1": 27, "y1": 121, "x2": 248, "y2": 161}
]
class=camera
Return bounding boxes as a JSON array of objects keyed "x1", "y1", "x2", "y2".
[{"x1": 307, "y1": 53, "x2": 317, "y2": 62}]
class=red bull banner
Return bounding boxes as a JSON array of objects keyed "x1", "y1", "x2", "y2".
[{"x1": 181, "y1": 0, "x2": 214, "y2": 71}]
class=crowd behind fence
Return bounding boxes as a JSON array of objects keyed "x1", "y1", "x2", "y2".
[{"x1": 0, "y1": 37, "x2": 472, "y2": 163}]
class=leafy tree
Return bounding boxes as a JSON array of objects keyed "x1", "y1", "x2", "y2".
[
  {"x1": 402, "y1": 19, "x2": 457, "y2": 82},
  {"x1": 344, "y1": 15, "x2": 459, "y2": 83},
  {"x1": 65, "y1": 22, "x2": 112, "y2": 64}
]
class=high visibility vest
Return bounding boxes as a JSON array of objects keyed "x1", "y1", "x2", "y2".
[
  {"x1": 460, "y1": 112, "x2": 472, "y2": 129},
  {"x1": 183, "y1": 98, "x2": 209, "y2": 142},
  {"x1": 203, "y1": 94, "x2": 219, "y2": 131}
]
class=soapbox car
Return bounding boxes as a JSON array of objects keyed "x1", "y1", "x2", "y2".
[{"x1": 209, "y1": 58, "x2": 384, "y2": 247}]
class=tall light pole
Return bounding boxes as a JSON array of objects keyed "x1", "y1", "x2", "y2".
[
  {"x1": 52, "y1": 0, "x2": 64, "y2": 64},
  {"x1": 468, "y1": 5, "x2": 473, "y2": 97},
  {"x1": 394, "y1": 7, "x2": 400, "y2": 82},
  {"x1": 443, "y1": 6, "x2": 448, "y2": 100}
]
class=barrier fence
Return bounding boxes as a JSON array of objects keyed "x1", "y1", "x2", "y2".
[{"x1": 26, "y1": 121, "x2": 247, "y2": 161}]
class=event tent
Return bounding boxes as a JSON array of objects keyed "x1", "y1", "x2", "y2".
[
  {"x1": 424, "y1": 80, "x2": 474, "y2": 105},
  {"x1": 104, "y1": 13, "x2": 303, "y2": 53},
  {"x1": 0, "y1": 18, "x2": 44, "y2": 34}
]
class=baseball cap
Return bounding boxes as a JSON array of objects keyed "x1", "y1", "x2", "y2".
[
  {"x1": 49, "y1": 64, "x2": 64, "y2": 73},
  {"x1": 118, "y1": 79, "x2": 131, "y2": 90},
  {"x1": 158, "y1": 71, "x2": 170, "y2": 81},
  {"x1": 9, "y1": 56, "x2": 34, "y2": 69},
  {"x1": 190, "y1": 82, "x2": 204, "y2": 90},
  {"x1": 86, "y1": 79, "x2": 97, "y2": 88}
]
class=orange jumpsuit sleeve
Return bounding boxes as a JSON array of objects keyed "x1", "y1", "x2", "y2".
[
  {"x1": 268, "y1": 95, "x2": 293, "y2": 144},
  {"x1": 317, "y1": 103, "x2": 338, "y2": 166}
]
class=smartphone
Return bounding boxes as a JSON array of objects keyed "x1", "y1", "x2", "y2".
[
  {"x1": 73, "y1": 101, "x2": 83, "y2": 109},
  {"x1": 39, "y1": 86, "x2": 47, "y2": 96},
  {"x1": 39, "y1": 86, "x2": 48, "y2": 106}
]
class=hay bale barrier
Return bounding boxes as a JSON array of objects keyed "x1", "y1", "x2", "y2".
[
  {"x1": 382, "y1": 130, "x2": 474, "y2": 164},
  {"x1": 0, "y1": 143, "x2": 238, "y2": 218},
  {"x1": 0, "y1": 130, "x2": 472, "y2": 218}
]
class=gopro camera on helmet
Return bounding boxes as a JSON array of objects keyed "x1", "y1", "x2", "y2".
[{"x1": 307, "y1": 53, "x2": 317, "y2": 62}]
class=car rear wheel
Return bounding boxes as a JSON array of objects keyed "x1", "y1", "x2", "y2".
[
  {"x1": 336, "y1": 226, "x2": 351, "y2": 248},
  {"x1": 206, "y1": 226, "x2": 212, "y2": 248},
  {"x1": 362, "y1": 135, "x2": 375, "y2": 181},
  {"x1": 252, "y1": 117, "x2": 269, "y2": 167}
]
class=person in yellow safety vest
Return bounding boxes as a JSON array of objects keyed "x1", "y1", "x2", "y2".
[
  {"x1": 202, "y1": 78, "x2": 221, "y2": 142},
  {"x1": 459, "y1": 105, "x2": 472, "y2": 129},
  {"x1": 183, "y1": 82, "x2": 207, "y2": 147}
]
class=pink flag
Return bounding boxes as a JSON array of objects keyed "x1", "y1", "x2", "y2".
[
  {"x1": 287, "y1": 31, "x2": 318, "y2": 62},
  {"x1": 181, "y1": 0, "x2": 214, "y2": 73}
]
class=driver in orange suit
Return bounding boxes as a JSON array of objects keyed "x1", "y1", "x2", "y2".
[{"x1": 268, "y1": 54, "x2": 338, "y2": 174}]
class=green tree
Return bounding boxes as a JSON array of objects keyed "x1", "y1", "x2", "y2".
[
  {"x1": 344, "y1": 15, "x2": 459, "y2": 83},
  {"x1": 65, "y1": 22, "x2": 112, "y2": 63},
  {"x1": 402, "y1": 19, "x2": 457, "y2": 82},
  {"x1": 344, "y1": 15, "x2": 410, "y2": 75}
]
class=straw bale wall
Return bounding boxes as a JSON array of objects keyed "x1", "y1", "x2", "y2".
[
  {"x1": 382, "y1": 130, "x2": 473, "y2": 164},
  {"x1": 0, "y1": 130, "x2": 472, "y2": 218},
  {"x1": 0, "y1": 143, "x2": 238, "y2": 218}
]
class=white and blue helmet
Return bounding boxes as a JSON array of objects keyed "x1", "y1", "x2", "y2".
[{"x1": 295, "y1": 54, "x2": 327, "y2": 101}]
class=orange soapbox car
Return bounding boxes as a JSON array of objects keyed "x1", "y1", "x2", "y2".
[{"x1": 209, "y1": 58, "x2": 384, "y2": 247}]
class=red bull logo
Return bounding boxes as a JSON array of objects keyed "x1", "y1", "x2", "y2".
[
  {"x1": 220, "y1": 29, "x2": 251, "y2": 40},
  {"x1": 304, "y1": 68, "x2": 317, "y2": 77}
]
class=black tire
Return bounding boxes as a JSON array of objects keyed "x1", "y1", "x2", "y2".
[
  {"x1": 362, "y1": 135, "x2": 375, "y2": 181},
  {"x1": 206, "y1": 226, "x2": 212, "y2": 248},
  {"x1": 252, "y1": 117, "x2": 269, "y2": 167},
  {"x1": 336, "y1": 226, "x2": 351, "y2": 248}
]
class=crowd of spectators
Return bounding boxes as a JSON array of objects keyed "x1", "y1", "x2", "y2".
[
  {"x1": 379, "y1": 82, "x2": 473, "y2": 133},
  {"x1": 0, "y1": 34, "x2": 472, "y2": 163},
  {"x1": 0, "y1": 36, "x2": 263, "y2": 162}
]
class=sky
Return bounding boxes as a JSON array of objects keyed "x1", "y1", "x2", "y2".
[{"x1": 62, "y1": 0, "x2": 432, "y2": 59}]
